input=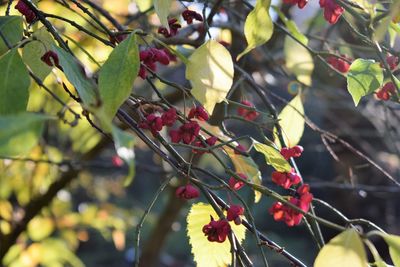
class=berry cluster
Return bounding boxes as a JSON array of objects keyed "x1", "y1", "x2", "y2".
[
  {"x1": 283, "y1": 0, "x2": 344, "y2": 24},
  {"x1": 376, "y1": 82, "x2": 396, "y2": 101},
  {"x1": 327, "y1": 55, "x2": 352, "y2": 73},
  {"x1": 158, "y1": 9, "x2": 203, "y2": 38},
  {"x1": 175, "y1": 184, "x2": 200, "y2": 200},
  {"x1": 139, "y1": 48, "x2": 172, "y2": 79},
  {"x1": 268, "y1": 146, "x2": 313, "y2": 226},
  {"x1": 228, "y1": 173, "x2": 248, "y2": 191},
  {"x1": 202, "y1": 216, "x2": 231, "y2": 243},
  {"x1": 381, "y1": 54, "x2": 399, "y2": 70},
  {"x1": 15, "y1": 1, "x2": 36, "y2": 23},
  {"x1": 139, "y1": 107, "x2": 177, "y2": 136},
  {"x1": 237, "y1": 100, "x2": 259, "y2": 121}
]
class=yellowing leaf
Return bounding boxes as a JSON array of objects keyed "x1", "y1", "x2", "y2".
[
  {"x1": 186, "y1": 40, "x2": 234, "y2": 114},
  {"x1": 382, "y1": 234, "x2": 400, "y2": 266},
  {"x1": 225, "y1": 146, "x2": 262, "y2": 203},
  {"x1": 253, "y1": 142, "x2": 291, "y2": 172},
  {"x1": 284, "y1": 37, "x2": 314, "y2": 86},
  {"x1": 27, "y1": 217, "x2": 55, "y2": 241},
  {"x1": 187, "y1": 203, "x2": 246, "y2": 267},
  {"x1": 237, "y1": 0, "x2": 273, "y2": 59},
  {"x1": 274, "y1": 94, "x2": 305, "y2": 148},
  {"x1": 314, "y1": 228, "x2": 368, "y2": 267},
  {"x1": 154, "y1": 0, "x2": 172, "y2": 30}
]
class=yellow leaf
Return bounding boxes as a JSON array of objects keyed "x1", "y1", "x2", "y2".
[
  {"x1": 314, "y1": 228, "x2": 368, "y2": 267},
  {"x1": 187, "y1": 203, "x2": 246, "y2": 267},
  {"x1": 154, "y1": 0, "x2": 172, "y2": 30},
  {"x1": 381, "y1": 234, "x2": 400, "y2": 266},
  {"x1": 237, "y1": 0, "x2": 273, "y2": 60},
  {"x1": 274, "y1": 94, "x2": 305, "y2": 148},
  {"x1": 27, "y1": 217, "x2": 55, "y2": 241},
  {"x1": 284, "y1": 37, "x2": 314, "y2": 86},
  {"x1": 253, "y1": 142, "x2": 291, "y2": 172},
  {"x1": 186, "y1": 40, "x2": 234, "y2": 114}
]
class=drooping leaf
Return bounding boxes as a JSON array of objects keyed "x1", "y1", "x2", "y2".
[
  {"x1": 0, "y1": 113, "x2": 52, "y2": 156},
  {"x1": 347, "y1": 59, "x2": 383, "y2": 106},
  {"x1": 22, "y1": 27, "x2": 55, "y2": 81},
  {"x1": 27, "y1": 217, "x2": 55, "y2": 241},
  {"x1": 186, "y1": 40, "x2": 234, "y2": 114},
  {"x1": 237, "y1": 0, "x2": 273, "y2": 59},
  {"x1": 225, "y1": 145, "x2": 262, "y2": 203},
  {"x1": 0, "y1": 49, "x2": 30, "y2": 115},
  {"x1": 314, "y1": 228, "x2": 368, "y2": 267},
  {"x1": 381, "y1": 234, "x2": 400, "y2": 266},
  {"x1": 187, "y1": 203, "x2": 246, "y2": 267},
  {"x1": 111, "y1": 126, "x2": 135, "y2": 186},
  {"x1": 273, "y1": 94, "x2": 305, "y2": 148},
  {"x1": 253, "y1": 142, "x2": 291, "y2": 172},
  {"x1": 52, "y1": 45, "x2": 98, "y2": 108},
  {"x1": 99, "y1": 33, "x2": 139, "y2": 121},
  {"x1": 0, "y1": 16, "x2": 23, "y2": 56},
  {"x1": 154, "y1": 0, "x2": 172, "y2": 30},
  {"x1": 284, "y1": 36, "x2": 314, "y2": 86}
]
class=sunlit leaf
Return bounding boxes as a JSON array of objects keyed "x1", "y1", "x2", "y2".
[
  {"x1": 187, "y1": 203, "x2": 246, "y2": 267},
  {"x1": 40, "y1": 238, "x2": 84, "y2": 267},
  {"x1": 27, "y1": 217, "x2": 55, "y2": 241},
  {"x1": 0, "y1": 16, "x2": 23, "y2": 56},
  {"x1": 237, "y1": 0, "x2": 273, "y2": 59},
  {"x1": 381, "y1": 234, "x2": 400, "y2": 266},
  {"x1": 99, "y1": 33, "x2": 139, "y2": 121},
  {"x1": 284, "y1": 36, "x2": 314, "y2": 86},
  {"x1": 111, "y1": 126, "x2": 135, "y2": 186},
  {"x1": 273, "y1": 7, "x2": 308, "y2": 45},
  {"x1": 273, "y1": 94, "x2": 305, "y2": 148},
  {"x1": 186, "y1": 40, "x2": 234, "y2": 114},
  {"x1": 154, "y1": 0, "x2": 172, "y2": 30},
  {"x1": 0, "y1": 112, "x2": 52, "y2": 156},
  {"x1": 22, "y1": 27, "x2": 55, "y2": 81},
  {"x1": 314, "y1": 228, "x2": 368, "y2": 267},
  {"x1": 347, "y1": 59, "x2": 383, "y2": 106},
  {"x1": 52, "y1": 45, "x2": 98, "y2": 108},
  {"x1": 0, "y1": 49, "x2": 30, "y2": 115},
  {"x1": 253, "y1": 142, "x2": 291, "y2": 172},
  {"x1": 225, "y1": 146, "x2": 262, "y2": 203},
  {"x1": 373, "y1": 0, "x2": 400, "y2": 42}
]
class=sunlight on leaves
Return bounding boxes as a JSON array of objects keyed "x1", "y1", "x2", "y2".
[
  {"x1": 314, "y1": 228, "x2": 368, "y2": 267},
  {"x1": 237, "y1": 0, "x2": 273, "y2": 60},
  {"x1": 186, "y1": 40, "x2": 234, "y2": 114},
  {"x1": 154, "y1": 0, "x2": 172, "y2": 30},
  {"x1": 273, "y1": 94, "x2": 305, "y2": 149},
  {"x1": 347, "y1": 59, "x2": 383, "y2": 106},
  {"x1": 381, "y1": 234, "x2": 400, "y2": 266},
  {"x1": 28, "y1": 217, "x2": 55, "y2": 241},
  {"x1": 284, "y1": 37, "x2": 314, "y2": 86},
  {"x1": 187, "y1": 203, "x2": 246, "y2": 267}
]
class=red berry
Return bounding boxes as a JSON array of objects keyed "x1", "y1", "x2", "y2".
[
  {"x1": 228, "y1": 173, "x2": 247, "y2": 190},
  {"x1": 41, "y1": 51, "x2": 60, "y2": 68},
  {"x1": 15, "y1": 0, "x2": 36, "y2": 23},
  {"x1": 202, "y1": 216, "x2": 231, "y2": 243},
  {"x1": 237, "y1": 100, "x2": 259, "y2": 121},
  {"x1": 226, "y1": 205, "x2": 244, "y2": 225},
  {"x1": 175, "y1": 184, "x2": 200, "y2": 199},
  {"x1": 188, "y1": 106, "x2": 209, "y2": 121},
  {"x1": 319, "y1": 0, "x2": 344, "y2": 24}
]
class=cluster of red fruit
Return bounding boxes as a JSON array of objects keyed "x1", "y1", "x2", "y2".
[
  {"x1": 15, "y1": 0, "x2": 36, "y2": 23},
  {"x1": 158, "y1": 9, "x2": 203, "y2": 38},
  {"x1": 268, "y1": 146, "x2": 314, "y2": 226},
  {"x1": 283, "y1": 0, "x2": 344, "y2": 24},
  {"x1": 138, "y1": 48, "x2": 176, "y2": 79}
]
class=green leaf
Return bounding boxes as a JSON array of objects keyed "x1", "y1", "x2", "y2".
[
  {"x1": 27, "y1": 217, "x2": 55, "y2": 241},
  {"x1": 314, "y1": 228, "x2": 368, "y2": 267},
  {"x1": 381, "y1": 234, "x2": 400, "y2": 266},
  {"x1": 253, "y1": 142, "x2": 291, "y2": 172},
  {"x1": 154, "y1": 0, "x2": 172, "y2": 30},
  {"x1": 273, "y1": 94, "x2": 305, "y2": 148},
  {"x1": 0, "y1": 49, "x2": 30, "y2": 115},
  {"x1": 52, "y1": 45, "x2": 98, "y2": 108},
  {"x1": 0, "y1": 16, "x2": 23, "y2": 56},
  {"x1": 284, "y1": 37, "x2": 314, "y2": 86},
  {"x1": 0, "y1": 112, "x2": 52, "y2": 156},
  {"x1": 99, "y1": 33, "x2": 139, "y2": 121},
  {"x1": 186, "y1": 40, "x2": 234, "y2": 114},
  {"x1": 22, "y1": 27, "x2": 55, "y2": 81},
  {"x1": 225, "y1": 145, "x2": 262, "y2": 203},
  {"x1": 111, "y1": 126, "x2": 135, "y2": 186},
  {"x1": 347, "y1": 59, "x2": 383, "y2": 106},
  {"x1": 187, "y1": 203, "x2": 246, "y2": 267},
  {"x1": 373, "y1": 0, "x2": 400, "y2": 42},
  {"x1": 237, "y1": 0, "x2": 273, "y2": 60},
  {"x1": 273, "y1": 7, "x2": 308, "y2": 45}
]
